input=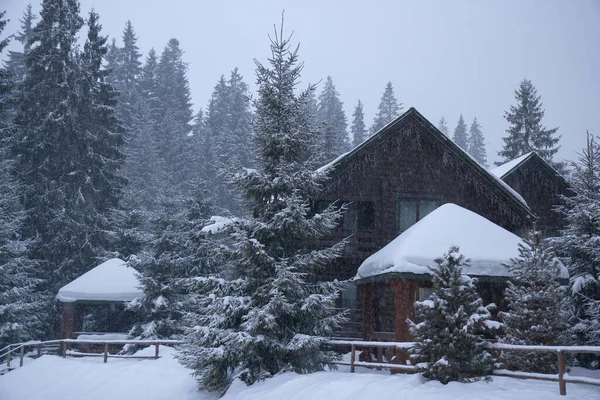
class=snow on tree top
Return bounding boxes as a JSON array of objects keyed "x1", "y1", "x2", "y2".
[
  {"x1": 490, "y1": 152, "x2": 534, "y2": 179},
  {"x1": 56, "y1": 258, "x2": 142, "y2": 303},
  {"x1": 356, "y1": 203, "x2": 556, "y2": 280}
]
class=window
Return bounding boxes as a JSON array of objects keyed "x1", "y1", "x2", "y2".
[
  {"x1": 415, "y1": 287, "x2": 434, "y2": 302},
  {"x1": 342, "y1": 201, "x2": 374, "y2": 232},
  {"x1": 396, "y1": 195, "x2": 442, "y2": 233}
]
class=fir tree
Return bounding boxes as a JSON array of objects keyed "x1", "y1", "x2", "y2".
[
  {"x1": 0, "y1": 10, "x2": 44, "y2": 349},
  {"x1": 437, "y1": 116, "x2": 450, "y2": 136},
  {"x1": 13, "y1": 2, "x2": 124, "y2": 337},
  {"x1": 552, "y1": 132, "x2": 600, "y2": 350},
  {"x1": 467, "y1": 117, "x2": 487, "y2": 167},
  {"x1": 4, "y1": 4, "x2": 36, "y2": 89},
  {"x1": 351, "y1": 100, "x2": 366, "y2": 148},
  {"x1": 498, "y1": 79, "x2": 561, "y2": 169},
  {"x1": 315, "y1": 75, "x2": 349, "y2": 165},
  {"x1": 371, "y1": 81, "x2": 402, "y2": 134},
  {"x1": 500, "y1": 235, "x2": 570, "y2": 374},
  {"x1": 409, "y1": 246, "x2": 494, "y2": 384},
  {"x1": 178, "y1": 21, "x2": 346, "y2": 393},
  {"x1": 453, "y1": 114, "x2": 468, "y2": 150}
]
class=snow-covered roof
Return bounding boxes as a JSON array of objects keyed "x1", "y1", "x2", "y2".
[
  {"x1": 355, "y1": 203, "x2": 560, "y2": 280},
  {"x1": 56, "y1": 258, "x2": 142, "y2": 303},
  {"x1": 490, "y1": 152, "x2": 534, "y2": 179}
]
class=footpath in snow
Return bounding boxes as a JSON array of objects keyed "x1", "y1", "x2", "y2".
[{"x1": 1, "y1": 347, "x2": 600, "y2": 400}]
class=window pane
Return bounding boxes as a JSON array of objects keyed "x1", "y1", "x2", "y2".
[
  {"x1": 357, "y1": 202, "x2": 374, "y2": 231},
  {"x1": 398, "y1": 199, "x2": 417, "y2": 232},
  {"x1": 343, "y1": 203, "x2": 357, "y2": 231},
  {"x1": 419, "y1": 200, "x2": 438, "y2": 221}
]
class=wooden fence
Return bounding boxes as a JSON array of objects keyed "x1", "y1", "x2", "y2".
[
  {"x1": 325, "y1": 339, "x2": 600, "y2": 396},
  {"x1": 0, "y1": 339, "x2": 184, "y2": 371}
]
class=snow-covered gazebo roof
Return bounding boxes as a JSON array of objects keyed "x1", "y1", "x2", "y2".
[
  {"x1": 56, "y1": 258, "x2": 142, "y2": 303},
  {"x1": 355, "y1": 203, "x2": 568, "y2": 282}
]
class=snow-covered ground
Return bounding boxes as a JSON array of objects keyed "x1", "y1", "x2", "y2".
[{"x1": 1, "y1": 347, "x2": 599, "y2": 400}]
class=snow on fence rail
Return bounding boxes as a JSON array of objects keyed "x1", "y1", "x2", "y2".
[
  {"x1": 0, "y1": 339, "x2": 185, "y2": 371},
  {"x1": 324, "y1": 339, "x2": 600, "y2": 396}
]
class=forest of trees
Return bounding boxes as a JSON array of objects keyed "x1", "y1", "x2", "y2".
[{"x1": 0, "y1": 0, "x2": 598, "y2": 391}]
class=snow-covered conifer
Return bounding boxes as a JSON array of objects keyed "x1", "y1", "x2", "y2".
[
  {"x1": 315, "y1": 75, "x2": 349, "y2": 165},
  {"x1": 453, "y1": 114, "x2": 468, "y2": 151},
  {"x1": 371, "y1": 81, "x2": 402, "y2": 134},
  {"x1": 178, "y1": 21, "x2": 346, "y2": 393},
  {"x1": 351, "y1": 100, "x2": 366, "y2": 148},
  {"x1": 409, "y1": 246, "x2": 494, "y2": 384},
  {"x1": 467, "y1": 117, "x2": 487, "y2": 167},
  {"x1": 500, "y1": 235, "x2": 571, "y2": 373},
  {"x1": 437, "y1": 116, "x2": 450, "y2": 136}
]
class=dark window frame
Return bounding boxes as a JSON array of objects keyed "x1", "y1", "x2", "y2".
[{"x1": 396, "y1": 194, "x2": 443, "y2": 234}]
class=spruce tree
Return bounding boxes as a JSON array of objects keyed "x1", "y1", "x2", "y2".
[
  {"x1": 437, "y1": 116, "x2": 450, "y2": 136},
  {"x1": 13, "y1": 2, "x2": 125, "y2": 336},
  {"x1": 498, "y1": 79, "x2": 561, "y2": 169},
  {"x1": 351, "y1": 100, "x2": 366, "y2": 148},
  {"x1": 500, "y1": 236, "x2": 570, "y2": 374},
  {"x1": 453, "y1": 114, "x2": 468, "y2": 150},
  {"x1": 371, "y1": 81, "x2": 402, "y2": 134},
  {"x1": 552, "y1": 132, "x2": 600, "y2": 349},
  {"x1": 178, "y1": 22, "x2": 346, "y2": 393},
  {"x1": 4, "y1": 4, "x2": 36, "y2": 90},
  {"x1": 409, "y1": 246, "x2": 494, "y2": 384},
  {"x1": 0, "y1": 10, "x2": 44, "y2": 349},
  {"x1": 316, "y1": 75, "x2": 349, "y2": 165},
  {"x1": 467, "y1": 117, "x2": 487, "y2": 167}
]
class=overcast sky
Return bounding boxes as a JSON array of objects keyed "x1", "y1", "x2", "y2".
[{"x1": 3, "y1": 0, "x2": 600, "y2": 165}]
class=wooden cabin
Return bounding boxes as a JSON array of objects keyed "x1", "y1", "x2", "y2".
[{"x1": 491, "y1": 152, "x2": 571, "y2": 237}]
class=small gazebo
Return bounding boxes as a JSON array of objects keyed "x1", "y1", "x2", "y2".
[
  {"x1": 56, "y1": 258, "x2": 142, "y2": 339},
  {"x1": 354, "y1": 203, "x2": 569, "y2": 344}
]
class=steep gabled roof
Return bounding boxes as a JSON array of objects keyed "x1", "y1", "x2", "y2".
[
  {"x1": 491, "y1": 152, "x2": 568, "y2": 189},
  {"x1": 318, "y1": 107, "x2": 534, "y2": 220}
]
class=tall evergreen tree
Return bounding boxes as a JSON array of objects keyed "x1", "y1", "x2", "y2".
[
  {"x1": 351, "y1": 100, "x2": 366, "y2": 148},
  {"x1": 13, "y1": 2, "x2": 124, "y2": 337},
  {"x1": 409, "y1": 246, "x2": 494, "y2": 384},
  {"x1": 452, "y1": 114, "x2": 468, "y2": 150},
  {"x1": 315, "y1": 75, "x2": 349, "y2": 165},
  {"x1": 552, "y1": 132, "x2": 600, "y2": 349},
  {"x1": 371, "y1": 81, "x2": 402, "y2": 134},
  {"x1": 500, "y1": 236, "x2": 570, "y2": 373},
  {"x1": 179, "y1": 22, "x2": 346, "y2": 393},
  {"x1": 0, "y1": 10, "x2": 44, "y2": 349},
  {"x1": 4, "y1": 4, "x2": 36, "y2": 87},
  {"x1": 498, "y1": 79, "x2": 561, "y2": 169},
  {"x1": 437, "y1": 116, "x2": 450, "y2": 136},
  {"x1": 467, "y1": 117, "x2": 487, "y2": 167}
]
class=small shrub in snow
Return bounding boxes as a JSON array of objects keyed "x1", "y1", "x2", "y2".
[{"x1": 409, "y1": 246, "x2": 494, "y2": 384}]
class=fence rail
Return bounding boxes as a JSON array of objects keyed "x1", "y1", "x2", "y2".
[{"x1": 324, "y1": 339, "x2": 600, "y2": 396}]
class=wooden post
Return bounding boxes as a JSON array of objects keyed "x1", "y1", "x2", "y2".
[
  {"x1": 155, "y1": 343, "x2": 160, "y2": 359},
  {"x1": 558, "y1": 351, "x2": 566, "y2": 396},
  {"x1": 6, "y1": 346, "x2": 10, "y2": 369},
  {"x1": 37, "y1": 344, "x2": 41, "y2": 358},
  {"x1": 62, "y1": 341, "x2": 67, "y2": 358},
  {"x1": 103, "y1": 343, "x2": 108, "y2": 363},
  {"x1": 19, "y1": 345, "x2": 24, "y2": 367},
  {"x1": 350, "y1": 344, "x2": 356, "y2": 373}
]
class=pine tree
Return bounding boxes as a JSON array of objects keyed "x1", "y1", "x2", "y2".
[
  {"x1": 4, "y1": 4, "x2": 36, "y2": 89},
  {"x1": 409, "y1": 246, "x2": 494, "y2": 384},
  {"x1": 498, "y1": 79, "x2": 561, "y2": 169},
  {"x1": 351, "y1": 100, "x2": 366, "y2": 148},
  {"x1": 371, "y1": 81, "x2": 402, "y2": 134},
  {"x1": 178, "y1": 22, "x2": 346, "y2": 393},
  {"x1": 315, "y1": 75, "x2": 349, "y2": 165},
  {"x1": 13, "y1": 2, "x2": 124, "y2": 337},
  {"x1": 500, "y1": 235, "x2": 570, "y2": 373},
  {"x1": 467, "y1": 117, "x2": 487, "y2": 167},
  {"x1": 227, "y1": 67, "x2": 253, "y2": 169},
  {"x1": 453, "y1": 114, "x2": 468, "y2": 150},
  {"x1": 437, "y1": 116, "x2": 450, "y2": 136},
  {"x1": 552, "y1": 132, "x2": 600, "y2": 349},
  {"x1": 0, "y1": 10, "x2": 44, "y2": 349}
]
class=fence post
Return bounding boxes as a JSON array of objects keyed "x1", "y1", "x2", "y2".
[
  {"x1": 37, "y1": 344, "x2": 41, "y2": 358},
  {"x1": 6, "y1": 345, "x2": 10, "y2": 369},
  {"x1": 155, "y1": 343, "x2": 159, "y2": 360},
  {"x1": 19, "y1": 345, "x2": 24, "y2": 367},
  {"x1": 62, "y1": 341, "x2": 67, "y2": 358},
  {"x1": 350, "y1": 344, "x2": 356, "y2": 373},
  {"x1": 558, "y1": 351, "x2": 566, "y2": 396},
  {"x1": 103, "y1": 343, "x2": 108, "y2": 363}
]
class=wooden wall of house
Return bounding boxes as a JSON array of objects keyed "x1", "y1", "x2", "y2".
[
  {"x1": 315, "y1": 120, "x2": 533, "y2": 282},
  {"x1": 501, "y1": 159, "x2": 569, "y2": 237}
]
